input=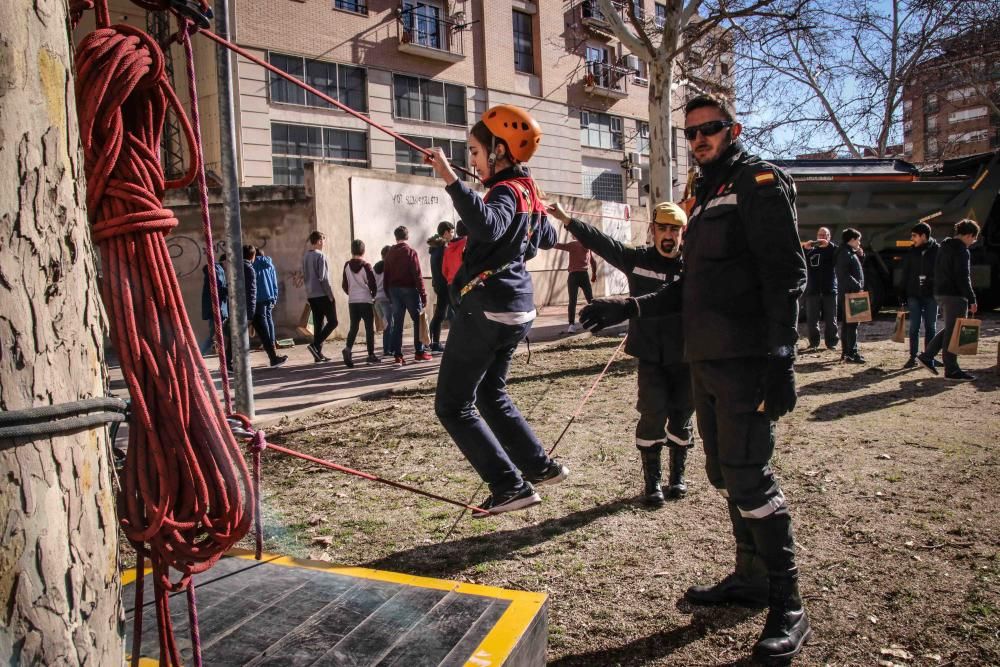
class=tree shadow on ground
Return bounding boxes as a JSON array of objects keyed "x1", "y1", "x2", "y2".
[
  {"x1": 549, "y1": 603, "x2": 759, "y2": 666},
  {"x1": 808, "y1": 377, "x2": 953, "y2": 421},
  {"x1": 362, "y1": 499, "x2": 634, "y2": 578}
]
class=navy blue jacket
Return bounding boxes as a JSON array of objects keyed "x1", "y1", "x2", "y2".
[
  {"x1": 804, "y1": 242, "x2": 838, "y2": 295},
  {"x1": 934, "y1": 237, "x2": 976, "y2": 304},
  {"x1": 242, "y1": 260, "x2": 257, "y2": 316},
  {"x1": 201, "y1": 263, "x2": 228, "y2": 321},
  {"x1": 566, "y1": 218, "x2": 684, "y2": 365},
  {"x1": 445, "y1": 166, "x2": 558, "y2": 313},
  {"x1": 835, "y1": 246, "x2": 864, "y2": 294},
  {"x1": 901, "y1": 238, "x2": 939, "y2": 299}
]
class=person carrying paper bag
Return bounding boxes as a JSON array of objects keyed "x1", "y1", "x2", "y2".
[
  {"x1": 917, "y1": 219, "x2": 981, "y2": 381},
  {"x1": 836, "y1": 228, "x2": 866, "y2": 363}
]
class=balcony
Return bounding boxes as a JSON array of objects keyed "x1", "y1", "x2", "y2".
[
  {"x1": 584, "y1": 61, "x2": 630, "y2": 99},
  {"x1": 395, "y1": 5, "x2": 465, "y2": 63},
  {"x1": 579, "y1": 0, "x2": 627, "y2": 37}
]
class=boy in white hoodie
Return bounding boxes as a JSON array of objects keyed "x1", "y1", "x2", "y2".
[{"x1": 341, "y1": 240, "x2": 379, "y2": 366}]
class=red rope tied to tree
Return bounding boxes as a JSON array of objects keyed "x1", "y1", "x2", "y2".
[{"x1": 74, "y1": 3, "x2": 252, "y2": 665}]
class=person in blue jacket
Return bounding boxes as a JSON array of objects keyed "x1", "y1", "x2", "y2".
[{"x1": 424, "y1": 105, "x2": 568, "y2": 517}]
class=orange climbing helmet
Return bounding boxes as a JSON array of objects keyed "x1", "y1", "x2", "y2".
[{"x1": 482, "y1": 105, "x2": 543, "y2": 163}]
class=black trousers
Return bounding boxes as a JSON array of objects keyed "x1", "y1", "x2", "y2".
[
  {"x1": 805, "y1": 293, "x2": 838, "y2": 348},
  {"x1": 691, "y1": 358, "x2": 797, "y2": 578},
  {"x1": 429, "y1": 283, "x2": 451, "y2": 344},
  {"x1": 840, "y1": 322, "x2": 859, "y2": 357},
  {"x1": 635, "y1": 360, "x2": 694, "y2": 449},
  {"x1": 346, "y1": 302, "x2": 375, "y2": 355},
  {"x1": 567, "y1": 271, "x2": 593, "y2": 324},
  {"x1": 307, "y1": 296, "x2": 338, "y2": 352}
]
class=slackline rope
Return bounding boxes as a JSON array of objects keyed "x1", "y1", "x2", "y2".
[{"x1": 0, "y1": 397, "x2": 128, "y2": 440}]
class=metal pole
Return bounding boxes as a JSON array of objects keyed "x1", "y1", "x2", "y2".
[{"x1": 214, "y1": 0, "x2": 254, "y2": 418}]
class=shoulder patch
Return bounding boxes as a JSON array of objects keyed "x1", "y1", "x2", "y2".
[{"x1": 754, "y1": 171, "x2": 776, "y2": 187}]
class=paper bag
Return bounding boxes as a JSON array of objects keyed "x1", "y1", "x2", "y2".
[
  {"x1": 374, "y1": 306, "x2": 386, "y2": 334},
  {"x1": 891, "y1": 311, "x2": 907, "y2": 343},
  {"x1": 844, "y1": 292, "x2": 872, "y2": 323},
  {"x1": 947, "y1": 318, "x2": 981, "y2": 355},
  {"x1": 418, "y1": 311, "x2": 431, "y2": 346},
  {"x1": 296, "y1": 303, "x2": 314, "y2": 339}
]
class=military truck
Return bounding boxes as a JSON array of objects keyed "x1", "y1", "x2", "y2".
[{"x1": 773, "y1": 149, "x2": 1000, "y2": 313}]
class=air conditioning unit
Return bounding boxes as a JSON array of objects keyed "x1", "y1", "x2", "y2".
[
  {"x1": 623, "y1": 54, "x2": 640, "y2": 72},
  {"x1": 629, "y1": 166, "x2": 642, "y2": 181},
  {"x1": 629, "y1": 151, "x2": 641, "y2": 165}
]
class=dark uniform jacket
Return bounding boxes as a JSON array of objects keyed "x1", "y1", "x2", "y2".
[
  {"x1": 933, "y1": 237, "x2": 976, "y2": 304},
  {"x1": 835, "y1": 246, "x2": 864, "y2": 294},
  {"x1": 637, "y1": 143, "x2": 806, "y2": 361},
  {"x1": 804, "y1": 242, "x2": 838, "y2": 295},
  {"x1": 901, "y1": 238, "x2": 939, "y2": 299},
  {"x1": 566, "y1": 218, "x2": 684, "y2": 365}
]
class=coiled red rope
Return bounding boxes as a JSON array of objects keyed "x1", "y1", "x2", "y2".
[{"x1": 74, "y1": 3, "x2": 252, "y2": 665}]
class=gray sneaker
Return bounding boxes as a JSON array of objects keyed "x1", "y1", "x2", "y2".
[
  {"x1": 472, "y1": 483, "x2": 541, "y2": 519},
  {"x1": 526, "y1": 460, "x2": 569, "y2": 487}
]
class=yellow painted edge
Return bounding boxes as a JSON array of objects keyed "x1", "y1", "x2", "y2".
[
  {"x1": 971, "y1": 169, "x2": 988, "y2": 190},
  {"x1": 896, "y1": 240, "x2": 914, "y2": 247},
  {"x1": 124, "y1": 657, "x2": 159, "y2": 667},
  {"x1": 226, "y1": 548, "x2": 544, "y2": 603},
  {"x1": 464, "y1": 594, "x2": 547, "y2": 667},
  {"x1": 120, "y1": 564, "x2": 153, "y2": 587}
]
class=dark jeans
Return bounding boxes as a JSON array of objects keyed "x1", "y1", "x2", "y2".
[
  {"x1": 805, "y1": 293, "x2": 838, "y2": 348},
  {"x1": 635, "y1": 360, "x2": 694, "y2": 448},
  {"x1": 307, "y1": 296, "x2": 338, "y2": 353},
  {"x1": 691, "y1": 358, "x2": 797, "y2": 578},
  {"x1": 924, "y1": 295, "x2": 967, "y2": 373},
  {"x1": 434, "y1": 298, "x2": 549, "y2": 495},
  {"x1": 375, "y1": 300, "x2": 393, "y2": 355},
  {"x1": 388, "y1": 287, "x2": 425, "y2": 355},
  {"x1": 567, "y1": 271, "x2": 593, "y2": 324},
  {"x1": 907, "y1": 295, "x2": 938, "y2": 359},
  {"x1": 252, "y1": 300, "x2": 280, "y2": 363},
  {"x1": 840, "y1": 322, "x2": 859, "y2": 357},
  {"x1": 346, "y1": 302, "x2": 375, "y2": 355},
  {"x1": 429, "y1": 283, "x2": 451, "y2": 345}
]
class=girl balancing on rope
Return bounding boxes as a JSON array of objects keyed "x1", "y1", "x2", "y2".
[{"x1": 424, "y1": 105, "x2": 569, "y2": 517}]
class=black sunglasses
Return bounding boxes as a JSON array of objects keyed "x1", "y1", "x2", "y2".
[{"x1": 683, "y1": 120, "x2": 734, "y2": 140}]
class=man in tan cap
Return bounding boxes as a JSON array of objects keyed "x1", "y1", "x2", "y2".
[{"x1": 547, "y1": 201, "x2": 693, "y2": 506}]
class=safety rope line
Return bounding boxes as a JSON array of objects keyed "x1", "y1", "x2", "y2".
[
  {"x1": 196, "y1": 28, "x2": 480, "y2": 182},
  {"x1": 563, "y1": 209, "x2": 652, "y2": 225}
]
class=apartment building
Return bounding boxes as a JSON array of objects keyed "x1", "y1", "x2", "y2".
[
  {"x1": 77, "y1": 1, "x2": 733, "y2": 205},
  {"x1": 901, "y1": 23, "x2": 1000, "y2": 164}
]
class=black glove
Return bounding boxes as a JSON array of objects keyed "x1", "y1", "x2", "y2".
[
  {"x1": 762, "y1": 349, "x2": 797, "y2": 421},
  {"x1": 579, "y1": 297, "x2": 638, "y2": 333}
]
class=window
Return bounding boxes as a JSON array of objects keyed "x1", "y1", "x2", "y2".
[
  {"x1": 948, "y1": 129, "x2": 988, "y2": 144},
  {"x1": 582, "y1": 164, "x2": 625, "y2": 203},
  {"x1": 629, "y1": 0, "x2": 644, "y2": 19},
  {"x1": 637, "y1": 121, "x2": 650, "y2": 155},
  {"x1": 948, "y1": 106, "x2": 987, "y2": 124},
  {"x1": 926, "y1": 115, "x2": 938, "y2": 131},
  {"x1": 271, "y1": 122, "x2": 368, "y2": 185},
  {"x1": 903, "y1": 119, "x2": 912, "y2": 133},
  {"x1": 654, "y1": 2, "x2": 666, "y2": 28},
  {"x1": 395, "y1": 135, "x2": 468, "y2": 178},
  {"x1": 927, "y1": 137, "x2": 938, "y2": 157},
  {"x1": 904, "y1": 141, "x2": 913, "y2": 155},
  {"x1": 393, "y1": 75, "x2": 466, "y2": 125},
  {"x1": 334, "y1": 0, "x2": 366, "y2": 14},
  {"x1": 402, "y1": 1, "x2": 442, "y2": 49},
  {"x1": 512, "y1": 10, "x2": 534, "y2": 74},
  {"x1": 720, "y1": 61, "x2": 730, "y2": 76},
  {"x1": 269, "y1": 52, "x2": 367, "y2": 112},
  {"x1": 925, "y1": 94, "x2": 939, "y2": 113},
  {"x1": 903, "y1": 99, "x2": 912, "y2": 112},
  {"x1": 269, "y1": 53, "x2": 305, "y2": 105},
  {"x1": 946, "y1": 86, "x2": 976, "y2": 103},
  {"x1": 581, "y1": 111, "x2": 623, "y2": 150}
]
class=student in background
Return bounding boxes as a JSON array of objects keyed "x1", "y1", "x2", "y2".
[
  {"x1": 372, "y1": 245, "x2": 394, "y2": 358},
  {"x1": 835, "y1": 228, "x2": 865, "y2": 364},
  {"x1": 245, "y1": 245, "x2": 288, "y2": 368},
  {"x1": 554, "y1": 236, "x2": 598, "y2": 333},
  {"x1": 427, "y1": 221, "x2": 456, "y2": 352},
  {"x1": 302, "y1": 231, "x2": 337, "y2": 362},
  {"x1": 901, "y1": 222, "x2": 940, "y2": 369},
  {"x1": 341, "y1": 239, "x2": 379, "y2": 367}
]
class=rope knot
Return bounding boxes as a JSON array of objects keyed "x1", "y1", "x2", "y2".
[{"x1": 249, "y1": 430, "x2": 267, "y2": 454}]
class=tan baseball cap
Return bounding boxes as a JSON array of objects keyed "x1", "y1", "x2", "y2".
[{"x1": 652, "y1": 201, "x2": 688, "y2": 228}]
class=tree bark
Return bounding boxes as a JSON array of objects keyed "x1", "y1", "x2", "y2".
[
  {"x1": 0, "y1": 0, "x2": 123, "y2": 663},
  {"x1": 647, "y1": 57, "x2": 675, "y2": 208}
]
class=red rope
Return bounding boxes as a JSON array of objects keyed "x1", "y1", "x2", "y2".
[{"x1": 74, "y1": 5, "x2": 252, "y2": 665}]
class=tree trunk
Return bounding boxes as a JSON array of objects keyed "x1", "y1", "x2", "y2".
[
  {"x1": 0, "y1": 0, "x2": 124, "y2": 663},
  {"x1": 647, "y1": 57, "x2": 675, "y2": 210}
]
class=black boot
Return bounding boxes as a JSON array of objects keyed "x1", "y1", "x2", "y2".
[
  {"x1": 752, "y1": 576, "x2": 812, "y2": 663},
  {"x1": 665, "y1": 444, "x2": 688, "y2": 499},
  {"x1": 639, "y1": 447, "x2": 665, "y2": 507},
  {"x1": 686, "y1": 501, "x2": 769, "y2": 606}
]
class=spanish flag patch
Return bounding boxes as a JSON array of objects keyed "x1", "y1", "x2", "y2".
[{"x1": 754, "y1": 171, "x2": 776, "y2": 186}]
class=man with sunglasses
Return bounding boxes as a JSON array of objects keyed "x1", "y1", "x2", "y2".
[
  {"x1": 546, "y1": 200, "x2": 693, "y2": 507},
  {"x1": 580, "y1": 94, "x2": 810, "y2": 663}
]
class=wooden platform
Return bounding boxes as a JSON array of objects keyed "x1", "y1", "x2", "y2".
[{"x1": 123, "y1": 549, "x2": 547, "y2": 666}]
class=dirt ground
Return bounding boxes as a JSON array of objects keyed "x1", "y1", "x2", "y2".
[{"x1": 247, "y1": 313, "x2": 1000, "y2": 666}]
